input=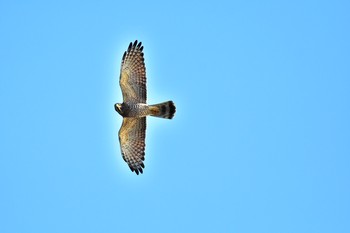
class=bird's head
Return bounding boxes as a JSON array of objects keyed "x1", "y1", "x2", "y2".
[{"x1": 114, "y1": 103, "x2": 123, "y2": 115}]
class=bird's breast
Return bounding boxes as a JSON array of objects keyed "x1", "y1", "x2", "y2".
[{"x1": 122, "y1": 103, "x2": 149, "y2": 117}]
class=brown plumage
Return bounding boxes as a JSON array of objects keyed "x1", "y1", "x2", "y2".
[{"x1": 114, "y1": 40, "x2": 176, "y2": 175}]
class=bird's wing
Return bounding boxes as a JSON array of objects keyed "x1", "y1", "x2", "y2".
[
  {"x1": 119, "y1": 40, "x2": 147, "y2": 103},
  {"x1": 118, "y1": 117, "x2": 146, "y2": 175}
]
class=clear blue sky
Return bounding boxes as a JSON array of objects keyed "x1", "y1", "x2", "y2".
[{"x1": 1, "y1": 1, "x2": 349, "y2": 232}]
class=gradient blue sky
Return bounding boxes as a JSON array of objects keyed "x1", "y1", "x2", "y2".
[{"x1": 1, "y1": 1, "x2": 349, "y2": 232}]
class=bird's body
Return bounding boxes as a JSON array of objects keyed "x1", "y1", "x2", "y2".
[
  {"x1": 114, "y1": 40, "x2": 176, "y2": 175},
  {"x1": 115, "y1": 103, "x2": 149, "y2": 118},
  {"x1": 115, "y1": 102, "x2": 176, "y2": 118}
]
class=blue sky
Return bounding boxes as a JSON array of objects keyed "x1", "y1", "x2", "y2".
[{"x1": 1, "y1": 1, "x2": 349, "y2": 232}]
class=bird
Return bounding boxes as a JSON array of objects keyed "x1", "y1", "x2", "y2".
[{"x1": 114, "y1": 40, "x2": 176, "y2": 175}]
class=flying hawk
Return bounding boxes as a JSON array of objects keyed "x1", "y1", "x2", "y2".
[{"x1": 114, "y1": 40, "x2": 176, "y2": 175}]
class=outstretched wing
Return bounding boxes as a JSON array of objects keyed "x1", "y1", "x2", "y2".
[
  {"x1": 118, "y1": 117, "x2": 146, "y2": 175},
  {"x1": 120, "y1": 40, "x2": 147, "y2": 103}
]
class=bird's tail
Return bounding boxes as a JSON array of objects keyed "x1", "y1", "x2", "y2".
[{"x1": 149, "y1": 101, "x2": 176, "y2": 119}]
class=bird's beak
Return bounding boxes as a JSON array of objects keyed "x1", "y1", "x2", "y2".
[{"x1": 115, "y1": 104, "x2": 122, "y2": 114}]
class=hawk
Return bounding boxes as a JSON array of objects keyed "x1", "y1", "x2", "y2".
[{"x1": 114, "y1": 40, "x2": 176, "y2": 175}]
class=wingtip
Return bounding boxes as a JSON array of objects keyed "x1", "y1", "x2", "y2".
[
  {"x1": 126, "y1": 40, "x2": 143, "y2": 54},
  {"x1": 129, "y1": 164, "x2": 145, "y2": 175},
  {"x1": 133, "y1": 168, "x2": 143, "y2": 175}
]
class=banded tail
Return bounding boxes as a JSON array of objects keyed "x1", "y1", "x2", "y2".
[{"x1": 149, "y1": 101, "x2": 176, "y2": 119}]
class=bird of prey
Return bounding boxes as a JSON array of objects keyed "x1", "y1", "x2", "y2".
[{"x1": 114, "y1": 40, "x2": 176, "y2": 175}]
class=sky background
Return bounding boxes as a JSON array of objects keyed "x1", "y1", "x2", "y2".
[{"x1": 1, "y1": 1, "x2": 349, "y2": 232}]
